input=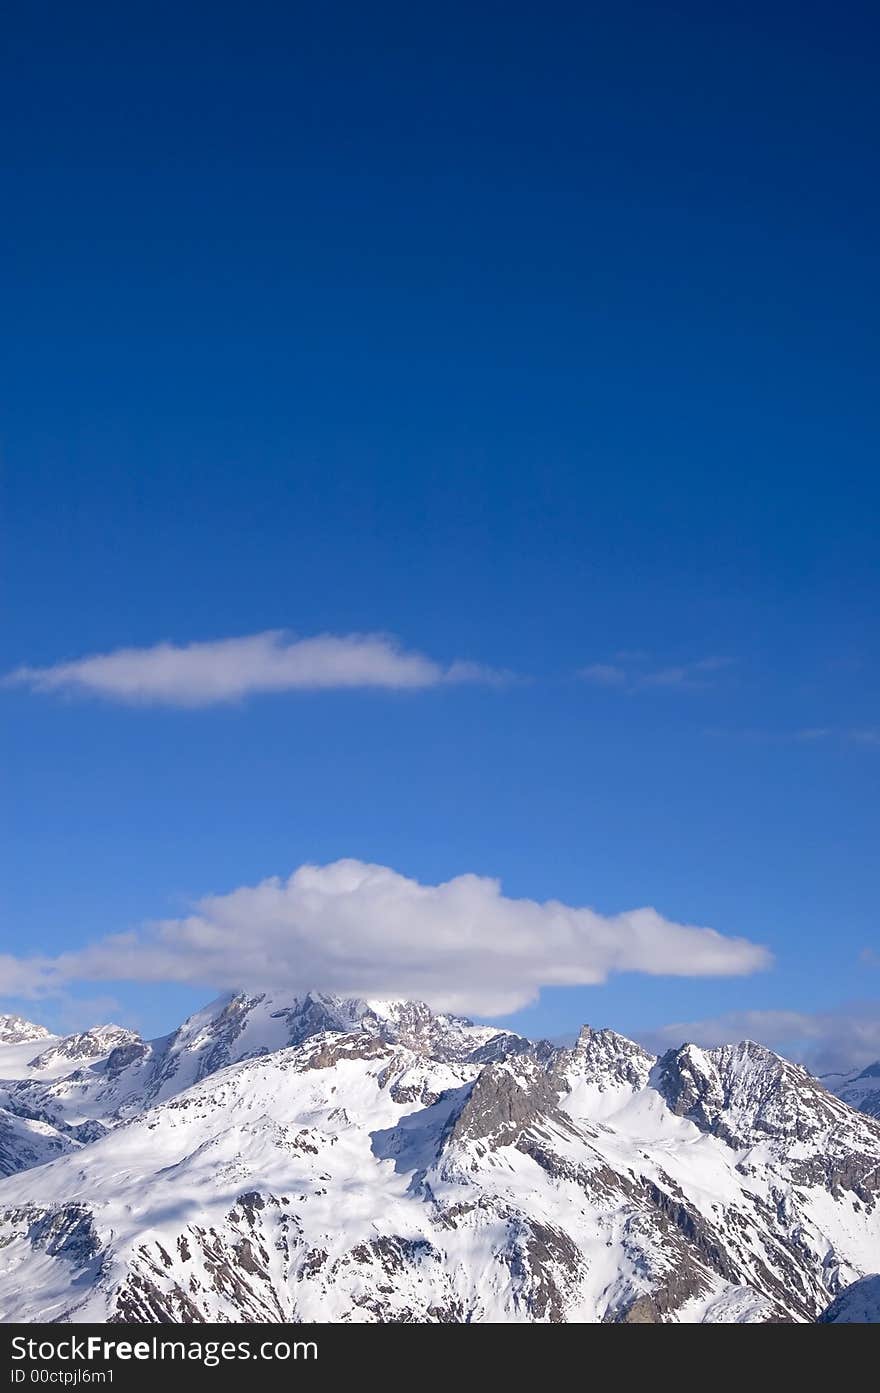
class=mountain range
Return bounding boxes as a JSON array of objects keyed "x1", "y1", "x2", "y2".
[{"x1": 0, "y1": 994, "x2": 878, "y2": 1323}]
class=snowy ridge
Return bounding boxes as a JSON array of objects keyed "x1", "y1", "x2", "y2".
[{"x1": 0, "y1": 994, "x2": 878, "y2": 1322}]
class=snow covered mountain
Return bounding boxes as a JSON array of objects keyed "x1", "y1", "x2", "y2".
[
  {"x1": 0, "y1": 992, "x2": 878, "y2": 1323},
  {"x1": 0, "y1": 992, "x2": 510, "y2": 1140},
  {"x1": 26, "y1": 1025, "x2": 141, "y2": 1073},
  {"x1": 823, "y1": 1062, "x2": 880, "y2": 1120},
  {"x1": 0, "y1": 1014, "x2": 51, "y2": 1046}
]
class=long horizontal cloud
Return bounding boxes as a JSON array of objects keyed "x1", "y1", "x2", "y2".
[
  {"x1": 4, "y1": 631, "x2": 509, "y2": 707},
  {"x1": 0, "y1": 860, "x2": 771, "y2": 1017},
  {"x1": 580, "y1": 655, "x2": 733, "y2": 693},
  {"x1": 640, "y1": 1004, "x2": 880, "y2": 1075}
]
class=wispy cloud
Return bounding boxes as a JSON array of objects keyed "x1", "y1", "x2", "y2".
[
  {"x1": 639, "y1": 1003, "x2": 880, "y2": 1075},
  {"x1": 579, "y1": 653, "x2": 734, "y2": 693},
  {"x1": 708, "y1": 726, "x2": 880, "y2": 749},
  {"x1": 578, "y1": 663, "x2": 628, "y2": 687},
  {"x1": 850, "y1": 728, "x2": 880, "y2": 748},
  {"x1": 0, "y1": 859, "x2": 772, "y2": 1018},
  {"x1": 791, "y1": 726, "x2": 880, "y2": 748},
  {"x1": 639, "y1": 657, "x2": 734, "y2": 689},
  {"x1": 4, "y1": 631, "x2": 511, "y2": 708}
]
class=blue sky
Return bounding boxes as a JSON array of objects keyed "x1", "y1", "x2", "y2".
[{"x1": 2, "y1": 2, "x2": 878, "y2": 1068}]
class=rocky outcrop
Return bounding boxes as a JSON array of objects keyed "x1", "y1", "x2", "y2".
[{"x1": 442, "y1": 1059, "x2": 567, "y2": 1151}]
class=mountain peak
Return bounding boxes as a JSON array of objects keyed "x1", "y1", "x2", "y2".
[
  {"x1": 653, "y1": 1037, "x2": 871, "y2": 1149},
  {"x1": 563, "y1": 1023, "x2": 655, "y2": 1091},
  {"x1": 0, "y1": 1014, "x2": 51, "y2": 1045}
]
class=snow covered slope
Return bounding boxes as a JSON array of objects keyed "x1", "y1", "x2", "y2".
[
  {"x1": 0, "y1": 996, "x2": 878, "y2": 1323},
  {"x1": 0, "y1": 1017, "x2": 59, "y2": 1082}
]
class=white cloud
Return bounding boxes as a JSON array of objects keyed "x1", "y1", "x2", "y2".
[
  {"x1": 640, "y1": 1004, "x2": 880, "y2": 1075},
  {"x1": 4, "y1": 631, "x2": 509, "y2": 707},
  {"x1": 579, "y1": 654, "x2": 733, "y2": 693},
  {"x1": 0, "y1": 860, "x2": 771, "y2": 1018}
]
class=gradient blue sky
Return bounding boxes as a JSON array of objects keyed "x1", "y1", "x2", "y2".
[{"x1": 2, "y1": 2, "x2": 878, "y2": 1065}]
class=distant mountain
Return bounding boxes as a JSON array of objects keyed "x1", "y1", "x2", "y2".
[
  {"x1": 26, "y1": 1025, "x2": 141, "y2": 1072},
  {"x1": 0, "y1": 1014, "x2": 51, "y2": 1045},
  {"x1": 0, "y1": 993, "x2": 878, "y2": 1322},
  {"x1": 823, "y1": 1062, "x2": 880, "y2": 1120}
]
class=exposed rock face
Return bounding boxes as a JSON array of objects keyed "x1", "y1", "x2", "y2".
[
  {"x1": 467, "y1": 1031, "x2": 537, "y2": 1064},
  {"x1": 818, "y1": 1273, "x2": 880, "y2": 1323},
  {"x1": 106, "y1": 1041, "x2": 149, "y2": 1075},
  {"x1": 445, "y1": 1061, "x2": 555, "y2": 1149},
  {"x1": 653, "y1": 1039, "x2": 870, "y2": 1150},
  {"x1": 0, "y1": 994, "x2": 878, "y2": 1324}
]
